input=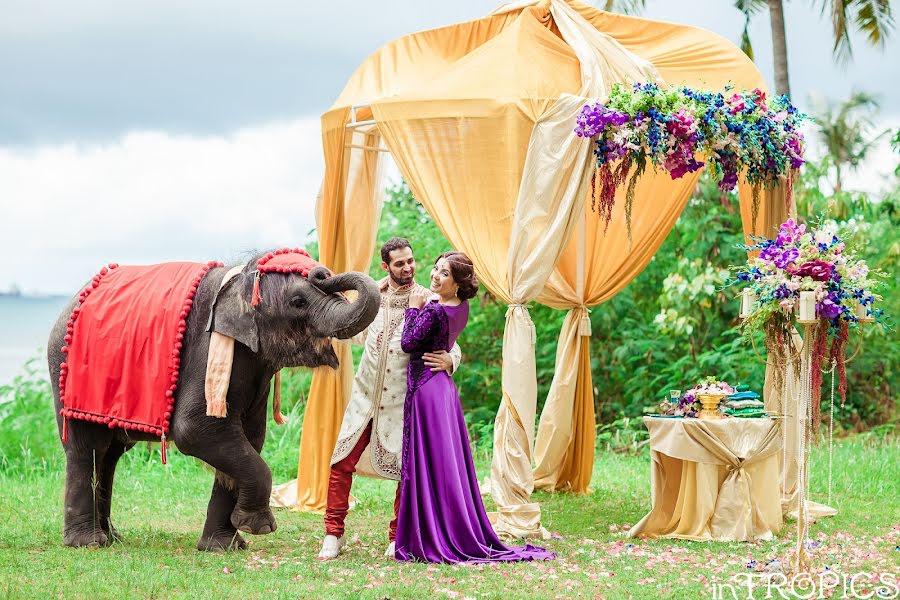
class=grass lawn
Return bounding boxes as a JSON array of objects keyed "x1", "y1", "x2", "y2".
[{"x1": 0, "y1": 435, "x2": 897, "y2": 599}]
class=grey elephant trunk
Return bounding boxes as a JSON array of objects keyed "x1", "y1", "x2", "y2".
[{"x1": 310, "y1": 271, "x2": 380, "y2": 339}]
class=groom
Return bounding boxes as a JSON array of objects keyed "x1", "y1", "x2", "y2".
[{"x1": 318, "y1": 238, "x2": 461, "y2": 560}]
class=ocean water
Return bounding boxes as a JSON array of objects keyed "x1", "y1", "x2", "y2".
[{"x1": 0, "y1": 295, "x2": 71, "y2": 386}]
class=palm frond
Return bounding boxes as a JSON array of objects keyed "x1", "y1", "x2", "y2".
[
  {"x1": 853, "y1": 0, "x2": 895, "y2": 47},
  {"x1": 733, "y1": 0, "x2": 767, "y2": 15},
  {"x1": 734, "y1": 0, "x2": 766, "y2": 61},
  {"x1": 740, "y1": 16, "x2": 755, "y2": 60},
  {"x1": 831, "y1": 0, "x2": 853, "y2": 62},
  {"x1": 818, "y1": 0, "x2": 895, "y2": 62},
  {"x1": 602, "y1": 0, "x2": 647, "y2": 15}
]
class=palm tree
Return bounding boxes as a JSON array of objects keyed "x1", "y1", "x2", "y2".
[
  {"x1": 813, "y1": 91, "x2": 881, "y2": 195},
  {"x1": 735, "y1": 0, "x2": 895, "y2": 97}
]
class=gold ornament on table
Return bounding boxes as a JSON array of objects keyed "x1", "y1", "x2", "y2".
[{"x1": 697, "y1": 394, "x2": 727, "y2": 420}]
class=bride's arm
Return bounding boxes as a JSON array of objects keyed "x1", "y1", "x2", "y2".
[{"x1": 401, "y1": 306, "x2": 437, "y2": 353}]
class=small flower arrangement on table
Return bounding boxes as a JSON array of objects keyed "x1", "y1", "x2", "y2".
[
  {"x1": 728, "y1": 218, "x2": 890, "y2": 426},
  {"x1": 574, "y1": 83, "x2": 807, "y2": 238},
  {"x1": 660, "y1": 377, "x2": 735, "y2": 418}
]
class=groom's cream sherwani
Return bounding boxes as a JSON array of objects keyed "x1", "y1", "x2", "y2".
[{"x1": 330, "y1": 277, "x2": 460, "y2": 479}]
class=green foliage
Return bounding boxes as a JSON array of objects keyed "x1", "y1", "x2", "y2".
[{"x1": 0, "y1": 357, "x2": 61, "y2": 476}]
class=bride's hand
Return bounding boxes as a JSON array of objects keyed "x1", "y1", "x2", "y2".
[{"x1": 409, "y1": 289, "x2": 430, "y2": 309}]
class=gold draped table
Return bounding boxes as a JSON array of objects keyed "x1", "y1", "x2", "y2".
[{"x1": 629, "y1": 416, "x2": 783, "y2": 542}]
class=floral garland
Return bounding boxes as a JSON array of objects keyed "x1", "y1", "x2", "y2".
[
  {"x1": 574, "y1": 83, "x2": 808, "y2": 238},
  {"x1": 728, "y1": 219, "x2": 890, "y2": 423}
]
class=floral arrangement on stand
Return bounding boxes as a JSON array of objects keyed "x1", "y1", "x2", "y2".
[
  {"x1": 574, "y1": 83, "x2": 808, "y2": 238},
  {"x1": 728, "y1": 218, "x2": 889, "y2": 427},
  {"x1": 660, "y1": 376, "x2": 735, "y2": 418}
]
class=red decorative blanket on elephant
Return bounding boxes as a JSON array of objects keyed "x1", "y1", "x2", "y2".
[{"x1": 59, "y1": 261, "x2": 222, "y2": 460}]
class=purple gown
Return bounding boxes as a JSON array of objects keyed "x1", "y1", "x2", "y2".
[{"x1": 395, "y1": 299, "x2": 555, "y2": 563}]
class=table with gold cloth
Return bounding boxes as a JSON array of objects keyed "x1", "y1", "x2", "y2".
[{"x1": 628, "y1": 416, "x2": 783, "y2": 542}]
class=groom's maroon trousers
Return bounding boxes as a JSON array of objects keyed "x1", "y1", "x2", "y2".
[{"x1": 324, "y1": 421, "x2": 401, "y2": 541}]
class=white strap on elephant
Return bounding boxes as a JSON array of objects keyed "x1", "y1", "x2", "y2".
[{"x1": 205, "y1": 265, "x2": 286, "y2": 424}]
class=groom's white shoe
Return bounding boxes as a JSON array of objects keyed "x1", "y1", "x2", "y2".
[
  {"x1": 317, "y1": 535, "x2": 345, "y2": 560},
  {"x1": 384, "y1": 541, "x2": 395, "y2": 558}
]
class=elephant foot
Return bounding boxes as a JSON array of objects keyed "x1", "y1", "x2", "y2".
[
  {"x1": 230, "y1": 506, "x2": 277, "y2": 535},
  {"x1": 64, "y1": 525, "x2": 110, "y2": 548},
  {"x1": 197, "y1": 530, "x2": 248, "y2": 552}
]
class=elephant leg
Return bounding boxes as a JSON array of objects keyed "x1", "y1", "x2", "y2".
[
  {"x1": 178, "y1": 428, "x2": 276, "y2": 536},
  {"x1": 95, "y1": 440, "x2": 131, "y2": 543},
  {"x1": 63, "y1": 424, "x2": 112, "y2": 548},
  {"x1": 197, "y1": 472, "x2": 248, "y2": 552},
  {"x1": 225, "y1": 412, "x2": 275, "y2": 536}
]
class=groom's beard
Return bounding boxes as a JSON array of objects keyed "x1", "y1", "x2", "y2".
[{"x1": 390, "y1": 272, "x2": 415, "y2": 286}]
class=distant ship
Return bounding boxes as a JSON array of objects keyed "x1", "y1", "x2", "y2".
[{"x1": 0, "y1": 284, "x2": 23, "y2": 298}]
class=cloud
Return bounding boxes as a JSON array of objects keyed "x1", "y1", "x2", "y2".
[
  {"x1": 0, "y1": 118, "x2": 323, "y2": 294},
  {"x1": 5, "y1": 0, "x2": 896, "y2": 145}
]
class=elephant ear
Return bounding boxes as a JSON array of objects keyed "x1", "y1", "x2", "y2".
[{"x1": 206, "y1": 274, "x2": 259, "y2": 353}]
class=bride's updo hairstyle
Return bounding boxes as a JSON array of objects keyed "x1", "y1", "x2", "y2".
[{"x1": 437, "y1": 251, "x2": 479, "y2": 301}]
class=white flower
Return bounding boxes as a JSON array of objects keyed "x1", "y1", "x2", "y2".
[{"x1": 814, "y1": 230, "x2": 832, "y2": 246}]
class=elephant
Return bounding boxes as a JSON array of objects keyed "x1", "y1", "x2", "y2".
[{"x1": 47, "y1": 253, "x2": 379, "y2": 551}]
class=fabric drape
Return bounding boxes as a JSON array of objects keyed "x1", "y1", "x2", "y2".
[
  {"x1": 271, "y1": 118, "x2": 385, "y2": 512},
  {"x1": 487, "y1": 0, "x2": 661, "y2": 535},
  {"x1": 629, "y1": 417, "x2": 783, "y2": 542},
  {"x1": 531, "y1": 2, "x2": 771, "y2": 494}
]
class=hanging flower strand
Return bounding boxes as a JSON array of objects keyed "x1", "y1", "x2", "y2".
[{"x1": 574, "y1": 83, "x2": 808, "y2": 238}]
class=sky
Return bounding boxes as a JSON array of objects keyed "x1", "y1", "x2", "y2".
[{"x1": 1, "y1": 0, "x2": 898, "y2": 295}]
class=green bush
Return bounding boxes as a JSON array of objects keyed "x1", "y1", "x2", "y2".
[{"x1": 0, "y1": 356, "x2": 62, "y2": 476}]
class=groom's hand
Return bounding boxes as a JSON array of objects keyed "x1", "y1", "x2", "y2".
[{"x1": 423, "y1": 351, "x2": 453, "y2": 373}]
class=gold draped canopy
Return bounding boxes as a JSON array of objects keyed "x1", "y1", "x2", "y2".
[{"x1": 278, "y1": 0, "x2": 790, "y2": 535}]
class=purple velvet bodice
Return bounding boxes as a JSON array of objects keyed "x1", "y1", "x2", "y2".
[{"x1": 401, "y1": 300, "x2": 468, "y2": 394}]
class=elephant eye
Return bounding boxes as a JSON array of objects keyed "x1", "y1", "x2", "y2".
[{"x1": 290, "y1": 295, "x2": 307, "y2": 309}]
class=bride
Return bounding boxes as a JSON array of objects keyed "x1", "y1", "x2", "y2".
[{"x1": 394, "y1": 250, "x2": 555, "y2": 563}]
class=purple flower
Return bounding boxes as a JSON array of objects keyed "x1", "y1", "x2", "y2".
[
  {"x1": 792, "y1": 260, "x2": 834, "y2": 282},
  {"x1": 774, "y1": 248, "x2": 799, "y2": 269},
  {"x1": 776, "y1": 219, "x2": 806, "y2": 245},
  {"x1": 761, "y1": 245, "x2": 799, "y2": 268},
  {"x1": 575, "y1": 104, "x2": 631, "y2": 138},
  {"x1": 784, "y1": 137, "x2": 805, "y2": 169},
  {"x1": 817, "y1": 298, "x2": 841, "y2": 319}
]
